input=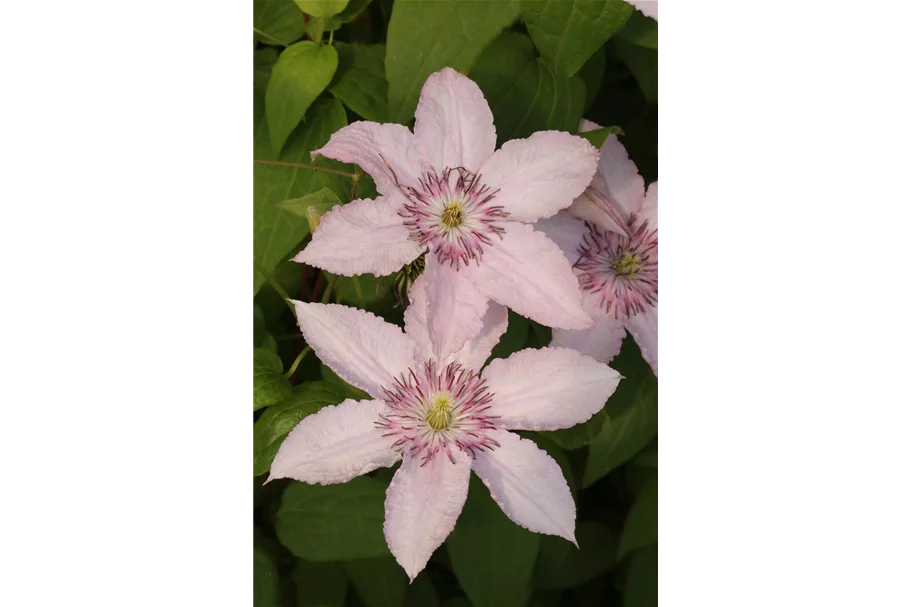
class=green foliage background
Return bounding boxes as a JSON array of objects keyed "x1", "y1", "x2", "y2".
[{"x1": 253, "y1": 1, "x2": 658, "y2": 605}]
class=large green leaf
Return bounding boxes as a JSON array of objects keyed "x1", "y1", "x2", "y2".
[
  {"x1": 254, "y1": 347, "x2": 292, "y2": 410},
  {"x1": 617, "y1": 477, "x2": 657, "y2": 560},
  {"x1": 253, "y1": 381, "x2": 350, "y2": 476},
  {"x1": 254, "y1": 96, "x2": 350, "y2": 295},
  {"x1": 294, "y1": 0, "x2": 349, "y2": 17},
  {"x1": 470, "y1": 32, "x2": 586, "y2": 144},
  {"x1": 584, "y1": 369, "x2": 658, "y2": 486},
  {"x1": 330, "y1": 43, "x2": 387, "y2": 122},
  {"x1": 254, "y1": 544, "x2": 279, "y2": 607},
  {"x1": 535, "y1": 522, "x2": 617, "y2": 589},
  {"x1": 624, "y1": 545, "x2": 658, "y2": 607},
  {"x1": 266, "y1": 41, "x2": 339, "y2": 155},
  {"x1": 293, "y1": 560, "x2": 348, "y2": 607},
  {"x1": 405, "y1": 574, "x2": 440, "y2": 607},
  {"x1": 616, "y1": 9, "x2": 658, "y2": 49},
  {"x1": 275, "y1": 477, "x2": 389, "y2": 561},
  {"x1": 540, "y1": 408, "x2": 608, "y2": 451},
  {"x1": 254, "y1": 0, "x2": 306, "y2": 47},
  {"x1": 447, "y1": 478, "x2": 539, "y2": 607},
  {"x1": 522, "y1": 0, "x2": 633, "y2": 77},
  {"x1": 344, "y1": 556, "x2": 408, "y2": 607},
  {"x1": 612, "y1": 38, "x2": 657, "y2": 102},
  {"x1": 578, "y1": 45, "x2": 606, "y2": 110},
  {"x1": 385, "y1": 0, "x2": 520, "y2": 124}
]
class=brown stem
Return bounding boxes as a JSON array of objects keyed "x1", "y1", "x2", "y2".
[{"x1": 254, "y1": 159, "x2": 358, "y2": 179}]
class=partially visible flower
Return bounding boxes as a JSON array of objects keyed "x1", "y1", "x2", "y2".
[
  {"x1": 296, "y1": 67, "x2": 599, "y2": 362},
  {"x1": 537, "y1": 133, "x2": 658, "y2": 376},
  {"x1": 626, "y1": 0, "x2": 658, "y2": 20},
  {"x1": 270, "y1": 286, "x2": 621, "y2": 580}
]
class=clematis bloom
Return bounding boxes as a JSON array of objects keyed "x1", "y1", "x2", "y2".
[
  {"x1": 269, "y1": 286, "x2": 621, "y2": 580},
  {"x1": 537, "y1": 132, "x2": 658, "y2": 376},
  {"x1": 296, "y1": 67, "x2": 599, "y2": 361}
]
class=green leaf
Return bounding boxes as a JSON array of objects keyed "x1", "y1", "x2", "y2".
[
  {"x1": 612, "y1": 38, "x2": 657, "y2": 102},
  {"x1": 405, "y1": 574, "x2": 440, "y2": 607},
  {"x1": 447, "y1": 477, "x2": 539, "y2": 607},
  {"x1": 583, "y1": 369, "x2": 658, "y2": 486},
  {"x1": 344, "y1": 556, "x2": 408, "y2": 607},
  {"x1": 633, "y1": 448, "x2": 657, "y2": 468},
  {"x1": 254, "y1": 304, "x2": 277, "y2": 352},
  {"x1": 336, "y1": 0, "x2": 371, "y2": 22},
  {"x1": 254, "y1": 544, "x2": 280, "y2": 607},
  {"x1": 330, "y1": 43, "x2": 387, "y2": 122},
  {"x1": 386, "y1": 0, "x2": 520, "y2": 124},
  {"x1": 254, "y1": 0, "x2": 306, "y2": 47},
  {"x1": 292, "y1": 560, "x2": 348, "y2": 607},
  {"x1": 579, "y1": 125, "x2": 624, "y2": 148},
  {"x1": 540, "y1": 408, "x2": 608, "y2": 451},
  {"x1": 253, "y1": 381, "x2": 350, "y2": 476},
  {"x1": 470, "y1": 32, "x2": 586, "y2": 144},
  {"x1": 274, "y1": 187, "x2": 342, "y2": 227},
  {"x1": 275, "y1": 477, "x2": 389, "y2": 560},
  {"x1": 320, "y1": 364, "x2": 372, "y2": 400},
  {"x1": 617, "y1": 477, "x2": 657, "y2": 560},
  {"x1": 535, "y1": 522, "x2": 617, "y2": 589},
  {"x1": 266, "y1": 41, "x2": 339, "y2": 155},
  {"x1": 578, "y1": 46, "x2": 606, "y2": 110},
  {"x1": 295, "y1": 0, "x2": 349, "y2": 18},
  {"x1": 488, "y1": 310, "x2": 530, "y2": 362},
  {"x1": 254, "y1": 97, "x2": 350, "y2": 295},
  {"x1": 617, "y1": 9, "x2": 658, "y2": 49},
  {"x1": 255, "y1": 46, "x2": 281, "y2": 95},
  {"x1": 624, "y1": 545, "x2": 658, "y2": 607},
  {"x1": 522, "y1": 0, "x2": 633, "y2": 77},
  {"x1": 254, "y1": 347, "x2": 292, "y2": 410}
]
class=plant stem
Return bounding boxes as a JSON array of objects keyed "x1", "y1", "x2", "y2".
[
  {"x1": 349, "y1": 172, "x2": 360, "y2": 201},
  {"x1": 253, "y1": 28, "x2": 286, "y2": 47},
  {"x1": 321, "y1": 274, "x2": 339, "y2": 304},
  {"x1": 254, "y1": 159, "x2": 358, "y2": 179},
  {"x1": 253, "y1": 257, "x2": 295, "y2": 313},
  {"x1": 284, "y1": 346, "x2": 312, "y2": 378}
]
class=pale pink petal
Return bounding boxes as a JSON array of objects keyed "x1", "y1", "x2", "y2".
[
  {"x1": 294, "y1": 197, "x2": 424, "y2": 276},
  {"x1": 638, "y1": 181, "x2": 658, "y2": 230},
  {"x1": 402, "y1": 269, "x2": 433, "y2": 362},
  {"x1": 414, "y1": 67, "x2": 496, "y2": 174},
  {"x1": 269, "y1": 399, "x2": 399, "y2": 485},
  {"x1": 534, "y1": 212, "x2": 587, "y2": 265},
  {"x1": 467, "y1": 223, "x2": 592, "y2": 330},
  {"x1": 568, "y1": 185, "x2": 628, "y2": 234},
  {"x1": 384, "y1": 450, "x2": 471, "y2": 581},
  {"x1": 551, "y1": 312, "x2": 627, "y2": 365},
  {"x1": 578, "y1": 119, "x2": 603, "y2": 132},
  {"x1": 472, "y1": 430, "x2": 576, "y2": 543},
  {"x1": 291, "y1": 301, "x2": 418, "y2": 399},
  {"x1": 405, "y1": 270, "x2": 507, "y2": 371},
  {"x1": 593, "y1": 134, "x2": 645, "y2": 223},
  {"x1": 311, "y1": 121, "x2": 423, "y2": 196},
  {"x1": 627, "y1": 305, "x2": 658, "y2": 376},
  {"x1": 478, "y1": 131, "x2": 599, "y2": 222},
  {"x1": 482, "y1": 347, "x2": 620, "y2": 430},
  {"x1": 423, "y1": 255, "x2": 488, "y2": 362},
  {"x1": 627, "y1": 0, "x2": 658, "y2": 20}
]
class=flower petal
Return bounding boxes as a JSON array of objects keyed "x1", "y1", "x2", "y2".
[
  {"x1": 578, "y1": 118, "x2": 603, "y2": 132},
  {"x1": 627, "y1": 0, "x2": 658, "y2": 20},
  {"x1": 311, "y1": 121, "x2": 423, "y2": 196},
  {"x1": 478, "y1": 131, "x2": 599, "y2": 222},
  {"x1": 472, "y1": 430, "x2": 576, "y2": 543},
  {"x1": 627, "y1": 305, "x2": 658, "y2": 376},
  {"x1": 568, "y1": 187, "x2": 628, "y2": 234},
  {"x1": 534, "y1": 212, "x2": 587, "y2": 264},
  {"x1": 291, "y1": 301, "x2": 418, "y2": 399},
  {"x1": 269, "y1": 399, "x2": 399, "y2": 485},
  {"x1": 593, "y1": 134, "x2": 645, "y2": 223},
  {"x1": 423, "y1": 255, "x2": 489, "y2": 362},
  {"x1": 414, "y1": 67, "x2": 496, "y2": 174},
  {"x1": 482, "y1": 347, "x2": 620, "y2": 430},
  {"x1": 639, "y1": 181, "x2": 658, "y2": 230},
  {"x1": 294, "y1": 197, "x2": 424, "y2": 276},
  {"x1": 468, "y1": 223, "x2": 592, "y2": 330},
  {"x1": 384, "y1": 450, "x2": 471, "y2": 581},
  {"x1": 406, "y1": 269, "x2": 507, "y2": 371},
  {"x1": 551, "y1": 312, "x2": 627, "y2": 366}
]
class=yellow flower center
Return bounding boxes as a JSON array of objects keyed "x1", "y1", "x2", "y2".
[
  {"x1": 441, "y1": 202, "x2": 464, "y2": 229},
  {"x1": 425, "y1": 392, "x2": 454, "y2": 430},
  {"x1": 612, "y1": 252, "x2": 641, "y2": 277}
]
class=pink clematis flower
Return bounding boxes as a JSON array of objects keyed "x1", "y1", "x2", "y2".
[
  {"x1": 269, "y1": 286, "x2": 621, "y2": 580},
  {"x1": 537, "y1": 132, "x2": 658, "y2": 376},
  {"x1": 295, "y1": 67, "x2": 599, "y2": 361}
]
